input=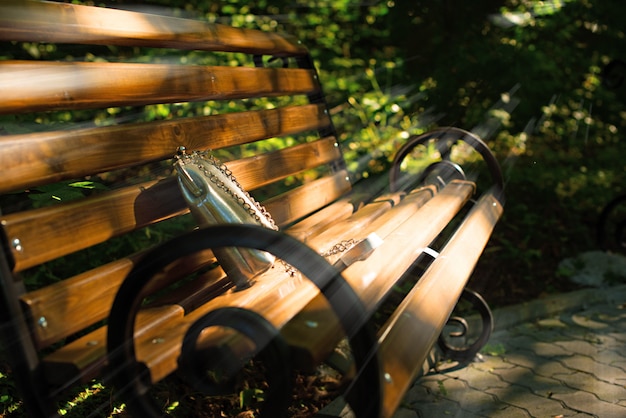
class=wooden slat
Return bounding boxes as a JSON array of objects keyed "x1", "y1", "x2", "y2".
[
  {"x1": 265, "y1": 170, "x2": 353, "y2": 226},
  {"x1": 133, "y1": 266, "x2": 321, "y2": 383},
  {"x1": 2, "y1": 179, "x2": 187, "y2": 272},
  {"x1": 43, "y1": 304, "x2": 185, "y2": 385},
  {"x1": 286, "y1": 198, "x2": 356, "y2": 242},
  {"x1": 150, "y1": 268, "x2": 232, "y2": 314},
  {"x1": 23, "y1": 258, "x2": 134, "y2": 349},
  {"x1": 305, "y1": 194, "x2": 401, "y2": 253},
  {"x1": 282, "y1": 182, "x2": 472, "y2": 366},
  {"x1": 341, "y1": 181, "x2": 475, "y2": 308},
  {"x1": 285, "y1": 177, "x2": 389, "y2": 241},
  {"x1": 0, "y1": 62, "x2": 318, "y2": 114},
  {"x1": 21, "y1": 247, "x2": 218, "y2": 348},
  {"x1": 40, "y1": 271, "x2": 233, "y2": 385},
  {"x1": 32, "y1": 191, "x2": 399, "y2": 377},
  {"x1": 0, "y1": 104, "x2": 331, "y2": 194},
  {"x1": 0, "y1": 1, "x2": 307, "y2": 56},
  {"x1": 379, "y1": 193, "x2": 503, "y2": 417},
  {"x1": 227, "y1": 137, "x2": 342, "y2": 190},
  {"x1": 40, "y1": 266, "x2": 303, "y2": 385}
]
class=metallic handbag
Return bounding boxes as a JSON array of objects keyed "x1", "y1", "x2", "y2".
[{"x1": 174, "y1": 147, "x2": 277, "y2": 289}]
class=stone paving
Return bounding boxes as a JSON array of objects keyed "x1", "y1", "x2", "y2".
[{"x1": 398, "y1": 286, "x2": 626, "y2": 418}]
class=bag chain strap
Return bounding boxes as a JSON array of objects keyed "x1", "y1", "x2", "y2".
[{"x1": 281, "y1": 239, "x2": 360, "y2": 277}]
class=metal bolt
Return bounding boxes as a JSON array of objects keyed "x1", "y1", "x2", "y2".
[
  {"x1": 305, "y1": 320, "x2": 318, "y2": 328},
  {"x1": 86, "y1": 340, "x2": 99, "y2": 346},
  {"x1": 38, "y1": 316, "x2": 48, "y2": 328},
  {"x1": 151, "y1": 337, "x2": 165, "y2": 344},
  {"x1": 12, "y1": 238, "x2": 22, "y2": 252},
  {"x1": 384, "y1": 372, "x2": 393, "y2": 384}
]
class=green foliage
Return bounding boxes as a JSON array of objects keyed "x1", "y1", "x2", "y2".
[
  {"x1": 239, "y1": 388, "x2": 265, "y2": 409},
  {"x1": 0, "y1": 369, "x2": 22, "y2": 416},
  {"x1": 436, "y1": 380, "x2": 448, "y2": 396},
  {"x1": 27, "y1": 181, "x2": 108, "y2": 207},
  {"x1": 481, "y1": 343, "x2": 507, "y2": 356},
  {"x1": 335, "y1": 67, "x2": 430, "y2": 179}
]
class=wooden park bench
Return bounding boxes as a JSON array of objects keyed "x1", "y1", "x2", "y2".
[{"x1": 0, "y1": 1, "x2": 504, "y2": 417}]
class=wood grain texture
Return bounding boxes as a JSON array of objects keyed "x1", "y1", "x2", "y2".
[
  {"x1": 21, "y1": 248, "x2": 219, "y2": 348},
  {"x1": 340, "y1": 181, "x2": 475, "y2": 309},
  {"x1": 130, "y1": 182, "x2": 472, "y2": 383},
  {"x1": 133, "y1": 266, "x2": 321, "y2": 383},
  {"x1": 0, "y1": 0, "x2": 307, "y2": 55},
  {"x1": 265, "y1": 171, "x2": 352, "y2": 226},
  {"x1": 285, "y1": 178, "x2": 386, "y2": 241},
  {"x1": 0, "y1": 104, "x2": 330, "y2": 194},
  {"x1": 42, "y1": 304, "x2": 185, "y2": 385},
  {"x1": 226, "y1": 137, "x2": 342, "y2": 190},
  {"x1": 23, "y1": 258, "x2": 134, "y2": 349},
  {"x1": 304, "y1": 192, "x2": 405, "y2": 253},
  {"x1": 2, "y1": 178, "x2": 187, "y2": 272},
  {"x1": 0, "y1": 62, "x2": 317, "y2": 114},
  {"x1": 285, "y1": 198, "x2": 356, "y2": 242}
]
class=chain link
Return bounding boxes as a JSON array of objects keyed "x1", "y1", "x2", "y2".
[
  {"x1": 281, "y1": 238, "x2": 359, "y2": 276},
  {"x1": 319, "y1": 239, "x2": 358, "y2": 258}
]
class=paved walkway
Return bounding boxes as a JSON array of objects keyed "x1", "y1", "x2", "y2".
[{"x1": 398, "y1": 284, "x2": 626, "y2": 418}]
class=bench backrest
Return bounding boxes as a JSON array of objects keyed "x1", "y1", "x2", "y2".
[{"x1": 0, "y1": 0, "x2": 348, "y2": 356}]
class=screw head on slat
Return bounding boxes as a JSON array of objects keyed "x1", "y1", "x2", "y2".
[{"x1": 11, "y1": 238, "x2": 22, "y2": 252}]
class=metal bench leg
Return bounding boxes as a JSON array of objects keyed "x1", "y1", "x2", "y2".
[{"x1": 437, "y1": 288, "x2": 494, "y2": 363}]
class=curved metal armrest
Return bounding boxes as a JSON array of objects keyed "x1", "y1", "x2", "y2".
[{"x1": 390, "y1": 127, "x2": 505, "y2": 204}]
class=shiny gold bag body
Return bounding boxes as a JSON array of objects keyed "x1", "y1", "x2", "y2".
[{"x1": 174, "y1": 148, "x2": 277, "y2": 289}]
